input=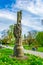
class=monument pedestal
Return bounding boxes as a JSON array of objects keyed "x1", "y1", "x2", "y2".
[
  {"x1": 14, "y1": 45, "x2": 24, "y2": 57},
  {"x1": 11, "y1": 10, "x2": 28, "y2": 59}
]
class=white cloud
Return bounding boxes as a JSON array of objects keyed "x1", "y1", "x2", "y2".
[
  {"x1": 0, "y1": 0, "x2": 43, "y2": 35},
  {"x1": 0, "y1": 9, "x2": 17, "y2": 31},
  {"x1": 0, "y1": 10, "x2": 16, "y2": 21},
  {"x1": 0, "y1": 9, "x2": 43, "y2": 32},
  {"x1": 12, "y1": 0, "x2": 43, "y2": 16},
  {"x1": 0, "y1": 9, "x2": 17, "y2": 35},
  {"x1": 22, "y1": 17, "x2": 43, "y2": 31},
  {"x1": 0, "y1": 23, "x2": 9, "y2": 31}
]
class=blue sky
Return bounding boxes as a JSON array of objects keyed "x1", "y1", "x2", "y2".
[{"x1": 0, "y1": 0, "x2": 43, "y2": 37}]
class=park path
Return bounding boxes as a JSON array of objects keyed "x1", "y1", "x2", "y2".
[
  {"x1": 1, "y1": 45, "x2": 43, "y2": 58},
  {"x1": 24, "y1": 50, "x2": 43, "y2": 58},
  {"x1": 2, "y1": 45, "x2": 13, "y2": 49}
]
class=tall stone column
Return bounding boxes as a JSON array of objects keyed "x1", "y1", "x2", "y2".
[{"x1": 13, "y1": 10, "x2": 24, "y2": 58}]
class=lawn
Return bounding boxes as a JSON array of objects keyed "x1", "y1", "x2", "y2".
[
  {"x1": 2, "y1": 44, "x2": 43, "y2": 52},
  {"x1": 23, "y1": 45, "x2": 43, "y2": 52},
  {"x1": 37, "y1": 47, "x2": 43, "y2": 52},
  {"x1": 0, "y1": 48, "x2": 43, "y2": 65}
]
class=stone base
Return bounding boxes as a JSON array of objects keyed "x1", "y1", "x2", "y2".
[{"x1": 10, "y1": 55, "x2": 28, "y2": 60}]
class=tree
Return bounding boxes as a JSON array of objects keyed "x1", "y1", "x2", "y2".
[
  {"x1": 27, "y1": 32, "x2": 32, "y2": 46},
  {"x1": 1, "y1": 25, "x2": 15, "y2": 45},
  {"x1": 23, "y1": 34, "x2": 27, "y2": 45},
  {"x1": 1, "y1": 36, "x2": 8, "y2": 44},
  {"x1": 36, "y1": 32, "x2": 43, "y2": 46},
  {"x1": 7, "y1": 25, "x2": 15, "y2": 44}
]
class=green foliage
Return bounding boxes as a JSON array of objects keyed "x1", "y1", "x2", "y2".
[
  {"x1": 7, "y1": 25, "x2": 15, "y2": 44},
  {"x1": 1, "y1": 25, "x2": 15, "y2": 44},
  {"x1": 36, "y1": 32, "x2": 43, "y2": 46},
  {"x1": 23, "y1": 45, "x2": 31, "y2": 50},
  {"x1": 23, "y1": 45, "x2": 43, "y2": 52},
  {"x1": 23, "y1": 32, "x2": 43, "y2": 47},
  {"x1": 0, "y1": 48, "x2": 43, "y2": 65},
  {"x1": 2, "y1": 36, "x2": 8, "y2": 44},
  {"x1": 23, "y1": 32, "x2": 32, "y2": 45},
  {"x1": 23, "y1": 32, "x2": 37, "y2": 46},
  {"x1": 37, "y1": 47, "x2": 43, "y2": 52}
]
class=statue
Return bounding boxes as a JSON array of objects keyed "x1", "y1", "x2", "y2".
[{"x1": 13, "y1": 10, "x2": 24, "y2": 58}]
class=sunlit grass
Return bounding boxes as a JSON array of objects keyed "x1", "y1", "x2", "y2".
[
  {"x1": 0, "y1": 48, "x2": 43, "y2": 65},
  {"x1": 23, "y1": 45, "x2": 43, "y2": 52},
  {"x1": 37, "y1": 47, "x2": 43, "y2": 52}
]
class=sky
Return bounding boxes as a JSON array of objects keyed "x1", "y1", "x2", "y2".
[{"x1": 0, "y1": 0, "x2": 43, "y2": 37}]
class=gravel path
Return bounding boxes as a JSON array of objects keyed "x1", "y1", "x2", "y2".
[
  {"x1": 1, "y1": 45, "x2": 43, "y2": 58},
  {"x1": 2, "y1": 45, "x2": 13, "y2": 49},
  {"x1": 24, "y1": 49, "x2": 43, "y2": 58}
]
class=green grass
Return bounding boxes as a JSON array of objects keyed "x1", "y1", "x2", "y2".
[
  {"x1": 4, "y1": 43, "x2": 14, "y2": 47},
  {"x1": 0, "y1": 48, "x2": 43, "y2": 65},
  {"x1": 23, "y1": 45, "x2": 30, "y2": 50},
  {"x1": 23, "y1": 45, "x2": 43, "y2": 52},
  {"x1": 8, "y1": 44, "x2": 14, "y2": 47},
  {"x1": 3, "y1": 43, "x2": 43, "y2": 52},
  {"x1": 37, "y1": 47, "x2": 43, "y2": 52}
]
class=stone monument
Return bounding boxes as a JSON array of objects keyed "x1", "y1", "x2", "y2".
[{"x1": 13, "y1": 10, "x2": 24, "y2": 58}]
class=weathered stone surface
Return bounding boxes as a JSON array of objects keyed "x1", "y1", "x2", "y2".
[{"x1": 13, "y1": 10, "x2": 24, "y2": 57}]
